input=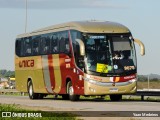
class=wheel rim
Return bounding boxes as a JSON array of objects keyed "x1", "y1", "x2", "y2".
[
  {"x1": 69, "y1": 86, "x2": 74, "y2": 96},
  {"x1": 29, "y1": 84, "x2": 33, "y2": 96}
]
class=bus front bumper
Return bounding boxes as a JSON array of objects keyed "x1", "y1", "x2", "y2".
[{"x1": 84, "y1": 78, "x2": 137, "y2": 95}]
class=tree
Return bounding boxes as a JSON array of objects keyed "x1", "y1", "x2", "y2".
[
  {"x1": 138, "y1": 75, "x2": 147, "y2": 82},
  {"x1": 0, "y1": 69, "x2": 15, "y2": 78}
]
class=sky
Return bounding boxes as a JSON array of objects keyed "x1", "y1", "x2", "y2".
[{"x1": 0, "y1": 0, "x2": 160, "y2": 75}]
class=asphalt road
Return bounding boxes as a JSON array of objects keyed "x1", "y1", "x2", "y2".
[{"x1": 0, "y1": 95, "x2": 160, "y2": 111}]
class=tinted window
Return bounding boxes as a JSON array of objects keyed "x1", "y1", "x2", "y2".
[
  {"x1": 32, "y1": 36, "x2": 40, "y2": 55},
  {"x1": 24, "y1": 37, "x2": 32, "y2": 56},
  {"x1": 15, "y1": 39, "x2": 21, "y2": 56},
  {"x1": 16, "y1": 30, "x2": 70, "y2": 57},
  {"x1": 51, "y1": 34, "x2": 59, "y2": 53},
  {"x1": 59, "y1": 31, "x2": 70, "y2": 53},
  {"x1": 40, "y1": 35, "x2": 51, "y2": 55},
  {"x1": 70, "y1": 30, "x2": 83, "y2": 68}
]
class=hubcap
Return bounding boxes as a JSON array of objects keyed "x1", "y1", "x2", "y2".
[
  {"x1": 69, "y1": 86, "x2": 74, "y2": 96},
  {"x1": 29, "y1": 84, "x2": 33, "y2": 96}
]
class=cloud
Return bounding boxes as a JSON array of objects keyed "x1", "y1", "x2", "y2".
[{"x1": 0, "y1": 0, "x2": 128, "y2": 9}]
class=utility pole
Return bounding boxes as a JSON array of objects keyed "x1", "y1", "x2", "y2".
[
  {"x1": 148, "y1": 74, "x2": 150, "y2": 90},
  {"x1": 25, "y1": 0, "x2": 28, "y2": 33}
]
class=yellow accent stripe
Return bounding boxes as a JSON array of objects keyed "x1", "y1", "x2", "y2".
[{"x1": 53, "y1": 54, "x2": 62, "y2": 93}]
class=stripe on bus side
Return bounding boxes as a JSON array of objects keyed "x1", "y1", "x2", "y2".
[
  {"x1": 40, "y1": 56, "x2": 50, "y2": 93},
  {"x1": 48, "y1": 54, "x2": 55, "y2": 91},
  {"x1": 42, "y1": 55, "x2": 54, "y2": 93},
  {"x1": 52, "y1": 54, "x2": 62, "y2": 93}
]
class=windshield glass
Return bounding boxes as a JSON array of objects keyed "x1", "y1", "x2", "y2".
[{"x1": 84, "y1": 34, "x2": 137, "y2": 76}]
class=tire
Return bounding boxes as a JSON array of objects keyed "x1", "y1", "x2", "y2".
[
  {"x1": 38, "y1": 94, "x2": 44, "y2": 99},
  {"x1": 28, "y1": 81, "x2": 38, "y2": 99},
  {"x1": 67, "y1": 81, "x2": 79, "y2": 101},
  {"x1": 110, "y1": 95, "x2": 122, "y2": 101},
  {"x1": 62, "y1": 94, "x2": 69, "y2": 100}
]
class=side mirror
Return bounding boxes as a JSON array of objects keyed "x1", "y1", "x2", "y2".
[
  {"x1": 75, "y1": 39, "x2": 85, "y2": 56},
  {"x1": 134, "y1": 38, "x2": 145, "y2": 56}
]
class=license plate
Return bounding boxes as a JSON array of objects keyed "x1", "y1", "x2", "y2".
[{"x1": 109, "y1": 88, "x2": 118, "y2": 92}]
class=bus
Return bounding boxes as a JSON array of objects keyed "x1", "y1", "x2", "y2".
[{"x1": 15, "y1": 20, "x2": 145, "y2": 101}]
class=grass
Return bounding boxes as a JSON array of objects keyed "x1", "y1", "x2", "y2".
[
  {"x1": 80, "y1": 95, "x2": 111, "y2": 101},
  {"x1": 123, "y1": 95, "x2": 160, "y2": 101},
  {"x1": 137, "y1": 81, "x2": 160, "y2": 89},
  {"x1": 0, "y1": 104, "x2": 76, "y2": 120}
]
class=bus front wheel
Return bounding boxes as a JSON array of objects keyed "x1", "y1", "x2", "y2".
[
  {"x1": 110, "y1": 95, "x2": 122, "y2": 101},
  {"x1": 28, "y1": 81, "x2": 38, "y2": 99},
  {"x1": 67, "y1": 81, "x2": 79, "y2": 101}
]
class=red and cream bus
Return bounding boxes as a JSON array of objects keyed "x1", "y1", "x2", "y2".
[{"x1": 15, "y1": 21, "x2": 145, "y2": 101}]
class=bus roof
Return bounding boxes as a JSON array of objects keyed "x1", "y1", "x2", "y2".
[{"x1": 17, "y1": 20, "x2": 130, "y2": 38}]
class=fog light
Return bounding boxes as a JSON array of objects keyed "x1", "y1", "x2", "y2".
[{"x1": 89, "y1": 87, "x2": 96, "y2": 92}]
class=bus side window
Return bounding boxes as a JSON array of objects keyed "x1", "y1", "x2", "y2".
[
  {"x1": 15, "y1": 39, "x2": 21, "y2": 56},
  {"x1": 71, "y1": 30, "x2": 83, "y2": 69},
  {"x1": 32, "y1": 37, "x2": 40, "y2": 55},
  {"x1": 59, "y1": 37, "x2": 65, "y2": 53},
  {"x1": 65, "y1": 38, "x2": 70, "y2": 53},
  {"x1": 41, "y1": 36, "x2": 50, "y2": 55},
  {"x1": 51, "y1": 34, "x2": 59, "y2": 53},
  {"x1": 59, "y1": 31, "x2": 70, "y2": 53},
  {"x1": 24, "y1": 37, "x2": 32, "y2": 56}
]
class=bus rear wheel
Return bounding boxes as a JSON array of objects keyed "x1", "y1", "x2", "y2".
[
  {"x1": 28, "y1": 81, "x2": 38, "y2": 99},
  {"x1": 110, "y1": 95, "x2": 122, "y2": 101},
  {"x1": 67, "y1": 81, "x2": 79, "y2": 101},
  {"x1": 38, "y1": 94, "x2": 44, "y2": 99}
]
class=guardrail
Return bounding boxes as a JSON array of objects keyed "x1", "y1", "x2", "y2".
[
  {"x1": 136, "y1": 89, "x2": 160, "y2": 100},
  {"x1": 0, "y1": 89, "x2": 26, "y2": 96},
  {"x1": 0, "y1": 89, "x2": 160, "y2": 100}
]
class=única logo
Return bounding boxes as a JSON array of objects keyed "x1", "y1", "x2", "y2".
[{"x1": 19, "y1": 60, "x2": 34, "y2": 68}]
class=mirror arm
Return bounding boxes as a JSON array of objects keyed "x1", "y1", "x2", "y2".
[
  {"x1": 134, "y1": 38, "x2": 145, "y2": 56},
  {"x1": 75, "y1": 39, "x2": 85, "y2": 56}
]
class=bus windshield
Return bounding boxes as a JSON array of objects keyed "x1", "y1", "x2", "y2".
[{"x1": 84, "y1": 34, "x2": 137, "y2": 76}]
